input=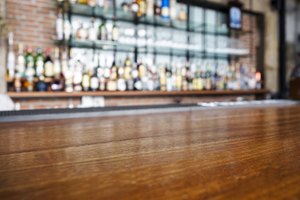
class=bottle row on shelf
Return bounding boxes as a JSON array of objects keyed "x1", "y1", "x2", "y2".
[
  {"x1": 56, "y1": 16, "x2": 248, "y2": 55},
  {"x1": 58, "y1": 0, "x2": 187, "y2": 21},
  {"x1": 6, "y1": 36, "x2": 262, "y2": 93}
]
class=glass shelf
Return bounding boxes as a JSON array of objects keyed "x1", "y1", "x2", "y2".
[
  {"x1": 58, "y1": 38, "x2": 249, "y2": 58},
  {"x1": 66, "y1": 3, "x2": 228, "y2": 35}
]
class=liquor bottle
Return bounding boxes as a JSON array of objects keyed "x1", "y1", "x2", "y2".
[
  {"x1": 166, "y1": 67, "x2": 172, "y2": 91},
  {"x1": 97, "y1": 0, "x2": 105, "y2": 8},
  {"x1": 181, "y1": 64, "x2": 188, "y2": 91},
  {"x1": 171, "y1": 66, "x2": 177, "y2": 91},
  {"x1": 103, "y1": 58, "x2": 111, "y2": 79},
  {"x1": 78, "y1": 0, "x2": 88, "y2": 5},
  {"x1": 255, "y1": 71, "x2": 262, "y2": 89},
  {"x1": 110, "y1": 61, "x2": 118, "y2": 80},
  {"x1": 146, "y1": 0, "x2": 154, "y2": 17},
  {"x1": 116, "y1": 61, "x2": 126, "y2": 91},
  {"x1": 73, "y1": 60, "x2": 83, "y2": 92},
  {"x1": 96, "y1": 53, "x2": 104, "y2": 79},
  {"x1": 159, "y1": 65, "x2": 166, "y2": 91},
  {"x1": 82, "y1": 67, "x2": 90, "y2": 91},
  {"x1": 137, "y1": 0, "x2": 146, "y2": 17},
  {"x1": 69, "y1": 0, "x2": 77, "y2": 4},
  {"x1": 121, "y1": 1, "x2": 129, "y2": 12},
  {"x1": 161, "y1": 0, "x2": 170, "y2": 19},
  {"x1": 107, "y1": 60, "x2": 117, "y2": 91},
  {"x1": 36, "y1": 75, "x2": 48, "y2": 92},
  {"x1": 16, "y1": 44, "x2": 26, "y2": 77},
  {"x1": 103, "y1": 0, "x2": 111, "y2": 10},
  {"x1": 147, "y1": 65, "x2": 155, "y2": 91},
  {"x1": 44, "y1": 48, "x2": 54, "y2": 78},
  {"x1": 137, "y1": 59, "x2": 146, "y2": 79},
  {"x1": 112, "y1": 21, "x2": 119, "y2": 41},
  {"x1": 116, "y1": 61, "x2": 123, "y2": 79},
  {"x1": 64, "y1": 57, "x2": 74, "y2": 93},
  {"x1": 178, "y1": 4, "x2": 187, "y2": 21},
  {"x1": 24, "y1": 76, "x2": 34, "y2": 92},
  {"x1": 65, "y1": 72, "x2": 74, "y2": 92},
  {"x1": 88, "y1": 0, "x2": 96, "y2": 7},
  {"x1": 56, "y1": 9, "x2": 64, "y2": 40},
  {"x1": 124, "y1": 56, "x2": 133, "y2": 90},
  {"x1": 35, "y1": 48, "x2": 44, "y2": 77},
  {"x1": 25, "y1": 46, "x2": 36, "y2": 78},
  {"x1": 53, "y1": 47, "x2": 61, "y2": 76},
  {"x1": 90, "y1": 68, "x2": 99, "y2": 91},
  {"x1": 131, "y1": 0, "x2": 139, "y2": 14},
  {"x1": 61, "y1": 49, "x2": 69, "y2": 76},
  {"x1": 205, "y1": 66, "x2": 212, "y2": 90},
  {"x1": 169, "y1": 0, "x2": 177, "y2": 20},
  {"x1": 6, "y1": 32, "x2": 15, "y2": 81},
  {"x1": 88, "y1": 18, "x2": 98, "y2": 41},
  {"x1": 137, "y1": 59, "x2": 147, "y2": 90},
  {"x1": 197, "y1": 69, "x2": 204, "y2": 90},
  {"x1": 154, "y1": 0, "x2": 161, "y2": 16},
  {"x1": 98, "y1": 20, "x2": 107, "y2": 41},
  {"x1": 175, "y1": 65, "x2": 182, "y2": 90},
  {"x1": 14, "y1": 73, "x2": 22, "y2": 92},
  {"x1": 192, "y1": 70, "x2": 198, "y2": 90},
  {"x1": 64, "y1": 18, "x2": 72, "y2": 41},
  {"x1": 132, "y1": 63, "x2": 142, "y2": 91},
  {"x1": 76, "y1": 22, "x2": 88, "y2": 40}
]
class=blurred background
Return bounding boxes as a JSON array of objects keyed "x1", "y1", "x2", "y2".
[{"x1": 0, "y1": 0, "x2": 299, "y2": 111}]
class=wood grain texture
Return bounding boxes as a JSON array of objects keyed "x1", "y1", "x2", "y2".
[
  {"x1": 7, "y1": 89, "x2": 269, "y2": 98},
  {"x1": 0, "y1": 105, "x2": 300, "y2": 200}
]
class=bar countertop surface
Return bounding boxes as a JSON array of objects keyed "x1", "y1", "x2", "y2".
[{"x1": 0, "y1": 105, "x2": 300, "y2": 199}]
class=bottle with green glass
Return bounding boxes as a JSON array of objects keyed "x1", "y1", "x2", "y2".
[{"x1": 35, "y1": 48, "x2": 44, "y2": 77}]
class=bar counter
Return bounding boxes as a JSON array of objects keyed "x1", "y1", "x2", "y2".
[{"x1": 0, "y1": 104, "x2": 300, "y2": 199}]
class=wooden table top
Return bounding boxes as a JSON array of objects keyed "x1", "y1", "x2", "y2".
[{"x1": 0, "y1": 105, "x2": 300, "y2": 199}]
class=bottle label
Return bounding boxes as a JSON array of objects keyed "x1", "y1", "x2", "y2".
[
  {"x1": 36, "y1": 60, "x2": 44, "y2": 76},
  {"x1": 117, "y1": 79, "x2": 126, "y2": 91},
  {"x1": 45, "y1": 61, "x2": 54, "y2": 77},
  {"x1": 90, "y1": 77, "x2": 99, "y2": 90},
  {"x1": 82, "y1": 75, "x2": 90, "y2": 88}
]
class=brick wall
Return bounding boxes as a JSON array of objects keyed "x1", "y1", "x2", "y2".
[
  {"x1": 6, "y1": 0, "x2": 56, "y2": 49},
  {"x1": 238, "y1": 13, "x2": 257, "y2": 69},
  {"x1": 0, "y1": 0, "x2": 6, "y2": 93}
]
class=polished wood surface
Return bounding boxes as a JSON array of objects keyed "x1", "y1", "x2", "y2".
[
  {"x1": 0, "y1": 105, "x2": 300, "y2": 199},
  {"x1": 7, "y1": 89, "x2": 268, "y2": 98}
]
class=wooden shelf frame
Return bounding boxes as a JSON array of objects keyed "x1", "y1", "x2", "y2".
[{"x1": 7, "y1": 89, "x2": 269, "y2": 99}]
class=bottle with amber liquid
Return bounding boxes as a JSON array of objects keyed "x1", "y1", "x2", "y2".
[
  {"x1": 78, "y1": 0, "x2": 88, "y2": 5},
  {"x1": 107, "y1": 61, "x2": 118, "y2": 91},
  {"x1": 124, "y1": 56, "x2": 133, "y2": 90},
  {"x1": 82, "y1": 67, "x2": 91, "y2": 92},
  {"x1": 14, "y1": 73, "x2": 22, "y2": 92}
]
